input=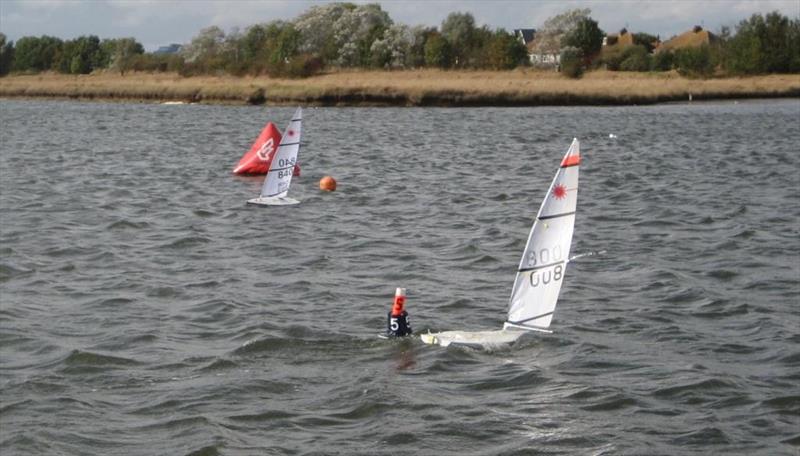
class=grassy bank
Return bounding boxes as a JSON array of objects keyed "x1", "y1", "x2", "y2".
[{"x1": 1, "y1": 70, "x2": 799, "y2": 106}]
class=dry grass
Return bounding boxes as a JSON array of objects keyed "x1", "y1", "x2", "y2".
[{"x1": 1, "y1": 69, "x2": 798, "y2": 106}]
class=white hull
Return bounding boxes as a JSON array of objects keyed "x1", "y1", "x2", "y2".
[
  {"x1": 420, "y1": 329, "x2": 526, "y2": 349},
  {"x1": 246, "y1": 196, "x2": 300, "y2": 206}
]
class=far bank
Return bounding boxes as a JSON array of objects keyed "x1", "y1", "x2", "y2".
[{"x1": 1, "y1": 70, "x2": 798, "y2": 107}]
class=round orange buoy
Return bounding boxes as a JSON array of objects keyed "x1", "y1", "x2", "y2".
[{"x1": 319, "y1": 176, "x2": 337, "y2": 192}]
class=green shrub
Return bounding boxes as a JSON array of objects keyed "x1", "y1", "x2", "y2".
[
  {"x1": 600, "y1": 45, "x2": 625, "y2": 70},
  {"x1": 674, "y1": 45, "x2": 714, "y2": 78},
  {"x1": 423, "y1": 33, "x2": 453, "y2": 68},
  {"x1": 651, "y1": 50, "x2": 674, "y2": 71},
  {"x1": 619, "y1": 45, "x2": 651, "y2": 71},
  {"x1": 269, "y1": 53, "x2": 324, "y2": 78},
  {"x1": 560, "y1": 46, "x2": 584, "y2": 78}
]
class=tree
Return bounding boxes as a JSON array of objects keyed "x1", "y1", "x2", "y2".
[
  {"x1": 790, "y1": 18, "x2": 800, "y2": 72},
  {"x1": 13, "y1": 35, "x2": 63, "y2": 72},
  {"x1": 674, "y1": 45, "x2": 713, "y2": 77},
  {"x1": 724, "y1": 11, "x2": 799, "y2": 74},
  {"x1": 294, "y1": 2, "x2": 354, "y2": 63},
  {"x1": 633, "y1": 32, "x2": 659, "y2": 53},
  {"x1": 562, "y1": 17, "x2": 604, "y2": 62},
  {"x1": 529, "y1": 8, "x2": 592, "y2": 66},
  {"x1": 369, "y1": 24, "x2": 417, "y2": 68},
  {"x1": 619, "y1": 45, "x2": 651, "y2": 71},
  {"x1": 0, "y1": 33, "x2": 14, "y2": 76},
  {"x1": 424, "y1": 32, "x2": 452, "y2": 68},
  {"x1": 651, "y1": 50, "x2": 674, "y2": 71},
  {"x1": 440, "y1": 12, "x2": 477, "y2": 67},
  {"x1": 238, "y1": 21, "x2": 300, "y2": 74},
  {"x1": 102, "y1": 38, "x2": 144, "y2": 75},
  {"x1": 223, "y1": 27, "x2": 246, "y2": 73},
  {"x1": 269, "y1": 22, "x2": 301, "y2": 67},
  {"x1": 61, "y1": 35, "x2": 102, "y2": 74},
  {"x1": 560, "y1": 46, "x2": 584, "y2": 78},
  {"x1": 761, "y1": 11, "x2": 794, "y2": 73},
  {"x1": 241, "y1": 24, "x2": 268, "y2": 64},
  {"x1": 405, "y1": 26, "x2": 435, "y2": 68},
  {"x1": 183, "y1": 26, "x2": 226, "y2": 63},
  {"x1": 370, "y1": 24, "x2": 434, "y2": 68},
  {"x1": 483, "y1": 29, "x2": 528, "y2": 70},
  {"x1": 331, "y1": 3, "x2": 392, "y2": 67}
]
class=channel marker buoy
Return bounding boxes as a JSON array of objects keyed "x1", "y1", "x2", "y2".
[{"x1": 386, "y1": 287, "x2": 412, "y2": 338}]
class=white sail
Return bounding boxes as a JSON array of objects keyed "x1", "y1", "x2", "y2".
[
  {"x1": 260, "y1": 107, "x2": 302, "y2": 198},
  {"x1": 504, "y1": 138, "x2": 580, "y2": 331},
  {"x1": 248, "y1": 107, "x2": 303, "y2": 206}
]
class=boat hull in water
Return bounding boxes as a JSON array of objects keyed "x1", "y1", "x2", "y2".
[
  {"x1": 246, "y1": 196, "x2": 300, "y2": 206},
  {"x1": 420, "y1": 329, "x2": 526, "y2": 348}
]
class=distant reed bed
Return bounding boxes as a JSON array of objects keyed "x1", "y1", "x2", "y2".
[{"x1": 1, "y1": 70, "x2": 798, "y2": 106}]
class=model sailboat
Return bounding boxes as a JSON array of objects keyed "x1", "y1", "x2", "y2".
[
  {"x1": 247, "y1": 107, "x2": 303, "y2": 206},
  {"x1": 421, "y1": 139, "x2": 581, "y2": 348}
]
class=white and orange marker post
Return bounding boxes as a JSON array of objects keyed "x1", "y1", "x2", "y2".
[{"x1": 387, "y1": 287, "x2": 412, "y2": 337}]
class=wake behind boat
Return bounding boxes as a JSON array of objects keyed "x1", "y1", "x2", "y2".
[
  {"x1": 421, "y1": 138, "x2": 582, "y2": 348},
  {"x1": 247, "y1": 107, "x2": 303, "y2": 206}
]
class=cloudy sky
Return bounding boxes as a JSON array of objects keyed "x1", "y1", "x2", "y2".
[{"x1": 1, "y1": 0, "x2": 798, "y2": 51}]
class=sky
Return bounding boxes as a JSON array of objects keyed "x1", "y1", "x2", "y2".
[{"x1": 1, "y1": 0, "x2": 798, "y2": 51}]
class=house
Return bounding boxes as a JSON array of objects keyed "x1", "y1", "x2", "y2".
[
  {"x1": 513, "y1": 29, "x2": 536, "y2": 47},
  {"x1": 154, "y1": 44, "x2": 183, "y2": 55},
  {"x1": 603, "y1": 28, "x2": 634, "y2": 48},
  {"x1": 525, "y1": 33, "x2": 561, "y2": 67},
  {"x1": 656, "y1": 26, "x2": 716, "y2": 53},
  {"x1": 527, "y1": 44, "x2": 560, "y2": 66}
]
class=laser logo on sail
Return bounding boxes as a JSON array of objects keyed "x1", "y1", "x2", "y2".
[
  {"x1": 256, "y1": 137, "x2": 275, "y2": 161},
  {"x1": 553, "y1": 184, "x2": 567, "y2": 199}
]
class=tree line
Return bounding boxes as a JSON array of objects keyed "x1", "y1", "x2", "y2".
[{"x1": 0, "y1": 3, "x2": 797, "y2": 78}]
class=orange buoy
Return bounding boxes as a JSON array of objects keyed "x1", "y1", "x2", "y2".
[{"x1": 319, "y1": 176, "x2": 337, "y2": 192}]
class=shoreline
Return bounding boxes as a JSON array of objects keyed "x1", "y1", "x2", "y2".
[{"x1": 1, "y1": 70, "x2": 799, "y2": 107}]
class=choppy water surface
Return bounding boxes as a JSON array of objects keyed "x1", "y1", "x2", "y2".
[{"x1": 1, "y1": 99, "x2": 798, "y2": 455}]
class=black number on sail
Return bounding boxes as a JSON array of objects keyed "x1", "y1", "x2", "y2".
[
  {"x1": 527, "y1": 245, "x2": 563, "y2": 267},
  {"x1": 529, "y1": 264, "x2": 563, "y2": 287}
]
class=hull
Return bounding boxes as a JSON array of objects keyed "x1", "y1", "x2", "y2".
[
  {"x1": 420, "y1": 329, "x2": 525, "y2": 349},
  {"x1": 246, "y1": 196, "x2": 300, "y2": 206}
]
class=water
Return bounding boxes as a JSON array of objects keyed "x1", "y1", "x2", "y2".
[{"x1": 1, "y1": 99, "x2": 798, "y2": 455}]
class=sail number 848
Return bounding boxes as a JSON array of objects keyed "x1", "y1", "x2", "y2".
[{"x1": 277, "y1": 158, "x2": 296, "y2": 178}]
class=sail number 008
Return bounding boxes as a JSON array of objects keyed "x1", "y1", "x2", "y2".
[
  {"x1": 527, "y1": 245, "x2": 564, "y2": 287},
  {"x1": 530, "y1": 264, "x2": 563, "y2": 287}
]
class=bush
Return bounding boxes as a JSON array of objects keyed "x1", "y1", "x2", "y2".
[
  {"x1": 619, "y1": 45, "x2": 651, "y2": 71},
  {"x1": 0, "y1": 34, "x2": 14, "y2": 76},
  {"x1": 600, "y1": 45, "x2": 625, "y2": 70},
  {"x1": 674, "y1": 45, "x2": 714, "y2": 78},
  {"x1": 721, "y1": 12, "x2": 800, "y2": 75},
  {"x1": 423, "y1": 33, "x2": 453, "y2": 68},
  {"x1": 651, "y1": 50, "x2": 674, "y2": 71},
  {"x1": 269, "y1": 53, "x2": 323, "y2": 78},
  {"x1": 560, "y1": 46, "x2": 584, "y2": 78}
]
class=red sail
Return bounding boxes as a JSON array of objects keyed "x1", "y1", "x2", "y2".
[{"x1": 232, "y1": 122, "x2": 282, "y2": 174}]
